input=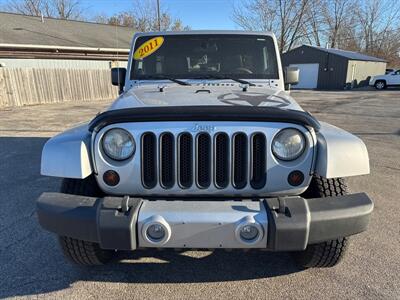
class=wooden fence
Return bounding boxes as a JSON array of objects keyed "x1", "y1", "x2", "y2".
[{"x1": 0, "y1": 68, "x2": 119, "y2": 108}]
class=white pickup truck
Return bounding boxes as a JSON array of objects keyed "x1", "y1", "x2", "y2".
[
  {"x1": 370, "y1": 69, "x2": 400, "y2": 89},
  {"x1": 36, "y1": 31, "x2": 373, "y2": 269}
]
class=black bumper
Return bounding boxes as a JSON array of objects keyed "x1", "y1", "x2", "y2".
[{"x1": 36, "y1": 193, "x2": 373, "y2": 251}]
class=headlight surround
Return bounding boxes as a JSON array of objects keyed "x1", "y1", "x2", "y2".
[
  {"x1": 102, "y1": 128, "x2": 135, "y2": 161},
  {"x1": 272, "y1": 128, "x2": 306, "y2": 161}
]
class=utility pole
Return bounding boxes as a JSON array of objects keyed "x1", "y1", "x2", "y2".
[{"x1": 157, "y1": 0, "x2": 161, "y2": 31}]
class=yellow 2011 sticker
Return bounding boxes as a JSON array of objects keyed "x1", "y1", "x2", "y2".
[{"x1": 133, "y1": 36, "x2": 164, "y2": 60}]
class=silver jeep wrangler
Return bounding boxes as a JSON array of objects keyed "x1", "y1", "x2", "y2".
[{"x1": 37, "y1": 31, "x2": 373, "y2": 268}]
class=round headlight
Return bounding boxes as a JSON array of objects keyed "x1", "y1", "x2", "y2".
[
  {"x1": 102, "y1": 128, "x2": 135, "y2": 161},
  {"x1": 272, "y1": 128, "x2": 305, "y2": 161}
]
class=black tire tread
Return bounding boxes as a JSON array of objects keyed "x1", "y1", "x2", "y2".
[
  {"x1": 58, "y1": 176, "x2": 113, "y2": 266},
  {"x1": 60, "y1": 175, "x2": 104, "y2": 197},
  {"x1": 59, "y1": 236, "x2": 113, "y2": 266},
  {"x1": 301, "y1": 176, "x2": 348, "y2": 198},
  {"x1": 294, "y1": 237, "x2": 349, "y2": 268},
  {"x1": 294, "y1": 176, "x2": 350, "y2": 268}
]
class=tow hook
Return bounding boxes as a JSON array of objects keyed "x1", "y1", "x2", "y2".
[
  {"x1": 120, "y1": 195, "x2": 130, "y2": 212},
  {"x1": 120, "y1": 195, "x2": 141, "y2": 213},
  {"x1": 277, "y1": 197, "x2": 286, "y2": 214}
]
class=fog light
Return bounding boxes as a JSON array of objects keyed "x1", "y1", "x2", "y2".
[
  {"x1": 103, "y1": 170, "x2": 120, "y2": 186},
  {"x1": 147, "y1": 224, "x2": 166, "y2": 241},
  {"x1": 239, "y1": 225, "x2": 259, "y2": 241},
  {"x1": 142, "y1": 215, "x2": 171, "y2": 245},
  {"x1": 235, "y1": 216, "x2": 264, "y2": 245}
]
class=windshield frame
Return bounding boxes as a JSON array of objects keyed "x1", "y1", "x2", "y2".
[{"x1": 128, "y1": 32, "x2": 281, "y2": 82}]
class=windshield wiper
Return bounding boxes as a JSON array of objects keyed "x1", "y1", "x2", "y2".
[
  {"x1": 139, "y1": 75, "x2": 191, "y2": 86},
  {"x1": 192, "y1": 75, "x2": 256, "y2": 86}
]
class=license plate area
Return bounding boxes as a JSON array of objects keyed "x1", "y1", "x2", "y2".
[{"x1": 137, "y1": 200, "x2": 268, "y2": 248}]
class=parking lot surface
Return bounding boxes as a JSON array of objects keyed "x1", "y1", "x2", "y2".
[{"x1": 0, "y1": 89, "x2": 399, "y2": 299}]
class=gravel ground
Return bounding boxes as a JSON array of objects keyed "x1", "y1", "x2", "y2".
[{"x1": 0, "y1": 89, "x2": 399, "y2": 299}]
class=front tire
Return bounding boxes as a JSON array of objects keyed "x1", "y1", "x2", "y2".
[
  {"x1": 59, "y1": 236, "x2": 114, "y2": 266},
  {"x1": 293, "y1": 176, "x2": 350, "y2": 268},
  {"x1": 374, "y1": 80, "x2": 386, "y2": 90},
  {"x1": 58, "y1": 176, "x2": 115, "y2": 266}
]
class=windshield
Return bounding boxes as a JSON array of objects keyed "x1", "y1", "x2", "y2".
[{"x1": 130, "y1": 34, "x2": 279, "y2": 80}]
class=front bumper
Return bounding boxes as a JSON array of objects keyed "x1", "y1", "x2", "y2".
[{"x1": 36, "y1": 193, "x2": 373, "y2": 251}]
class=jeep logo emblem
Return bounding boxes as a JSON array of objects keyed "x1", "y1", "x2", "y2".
[{"x1": 190, "y1": 124, "x2": 215, "y2": 133}]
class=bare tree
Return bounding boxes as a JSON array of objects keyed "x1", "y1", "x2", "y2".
[
  {"x1": 357, "y1": 0, "x2": 399, "y2": 51},
  {"x1": 321, "y1": 0, "x2": 355, "y2": 48},
  {"x1": 94, "y1": 0, "x2": 190, "y2": 32},
  {"x1": 355, "y1": 0, "x2": 400, "y2": 64},
  {"x1": 170, "y1": 19, "x2": 191, "y2": 31},
  {"x1": 6, "y1": 0, "x2": 45, "y2": 16},
  {"x1": 6, "y1": 0, "x2": 85, "y2": 19},
  {"x1": 232, "y1": 0, "x2": 310, "y2": 52},
  {"x1": 98, "y1": 12, "x2": 136, "y2": 27},
  {"x1": 52, "y1": 0, "x2": 83, "y2": 19},
  {"x1": 301, "y1": 0, "x2": 324, "y2": 46},
  {"x1": 232, "y1": 0, "x2": 276, "y2": 31},
  {"x1": 279, "y1": 0, "x2": 310, "y2": 51}
]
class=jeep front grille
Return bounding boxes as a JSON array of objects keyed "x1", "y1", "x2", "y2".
[{"x1": 141, "y1": 131, "x2": 267, "y2": 190}]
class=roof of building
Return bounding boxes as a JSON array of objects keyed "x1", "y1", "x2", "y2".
[
  {"x1": 303, "y1": 45, "x2": 386, "y2": 62},
  {"x1": 0, "y1": 12, "x2": 134, "y2": 49}
]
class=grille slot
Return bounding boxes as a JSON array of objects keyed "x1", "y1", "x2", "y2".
[
  {"x1": 178, "y1": 133, "x2": 193, "y2": 188},
  {"x1": 160, "y1": 132, "x2": 175, "y2": 189},
  {"x1": 196, "y1": 133, "x2": 212, "y2": 188},
  {"x1": 214, "y1": 133, "x2": 229, "y2": 188},
  {"x1": 232, "y1": 133, "x2": 248, "y2": 189},
  {"x1": 141, "y1": 132, "x2": 157, "y2": 189},
  {"x1": 250, "y1": 133, "x2": 266, "y2": 189}
]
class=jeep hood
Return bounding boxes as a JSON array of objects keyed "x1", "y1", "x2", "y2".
[{"x1": 108, "y1": 84, "x2": 303, "y2": 112}]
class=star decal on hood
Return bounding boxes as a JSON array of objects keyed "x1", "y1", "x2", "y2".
[{"x1": 217, "y1": 92, "x2": 291, "y2": 107}]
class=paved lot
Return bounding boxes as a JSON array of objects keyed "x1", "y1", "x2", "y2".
[{"x1": 0, "y1": 89, "x2": 399, "y2": 299}]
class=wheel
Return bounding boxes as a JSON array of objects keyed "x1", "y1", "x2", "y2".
[
  {"x1": 59, "y1": 236, "x2": 114, "y2": 266},
  {"x1": 58, "y1": 176, "x2": 115, "y2": 266},
  {"x1": 374, "y1": 80, "x2": 386, "y2": 90},
  {"x1": 293, "y1": 176, "x2": 350, "y2": 268}
]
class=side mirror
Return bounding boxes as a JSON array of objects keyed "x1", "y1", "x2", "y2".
[
  {"x1": 285, "y1": 66, "x2": 300, "y2": 85},
  {"x1": 111, "y1": 67, "x2": 126, "y2": 94}
]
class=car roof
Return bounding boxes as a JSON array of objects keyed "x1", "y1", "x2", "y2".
[{"x1": 134, "y1": 30, "x2": 275, "y2": 38}]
